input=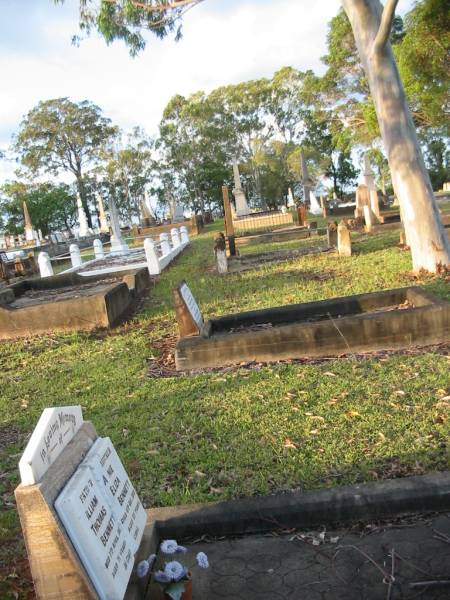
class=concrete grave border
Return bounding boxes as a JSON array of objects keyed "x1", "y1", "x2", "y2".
[
  {"x1": 175, "y1": 286, "x2": 450, "y2": 370},
  {"x1": 0, "y1": 268, "x2": 150, "y2": 340},
  {"x1": 147, "y1": 471, "x2": 450, "y2": 540}
]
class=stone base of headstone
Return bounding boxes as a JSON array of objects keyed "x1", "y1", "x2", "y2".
[
  {"x1": 338, "y1": 221, "x2": 352, "y2": 257},
  {"x1": 234, "y1": 189, "x2": 250, "y2": 217}
]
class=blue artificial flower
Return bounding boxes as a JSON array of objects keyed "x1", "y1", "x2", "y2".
[
  {"x1": 164, "y1": 561, "x2": 186, "y2": 582},
  {"x1": 160, "y1": 539, "x2": 179, "y2": 554},
  {"x1": 196, "y1": 552, "x2": 209, "y2": 569},
  {"x1": 154, "y1": 570, "x2": 172, "y2": 583}
]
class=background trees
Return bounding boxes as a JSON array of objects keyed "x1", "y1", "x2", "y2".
[
  {"x1": 13, "y1": 98, "x2": 118, "y2": 228},
  {"x1": 0, "y1": 181, "x2": 76, "y2": 235}
]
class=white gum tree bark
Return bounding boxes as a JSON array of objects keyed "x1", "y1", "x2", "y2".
[{"x1": 342, "y1": 0, "x2": 450, "y2": 272}]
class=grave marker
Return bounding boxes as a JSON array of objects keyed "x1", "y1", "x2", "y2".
[
  {"x1": 15, "y1": 407, "x2": 149, "y2": 600},
  {"x1": 338, "y1": 221, "x2": 352, "y2": 256},
  {"x1": 19, "y1": 406, "x2": 83, "y2": 486},
  {"x1": 173, "y1": 280, "x2": 204, "y2": 337},
  {"x1": 55, "y1": 437, "x2": 146, "y2": 600}
]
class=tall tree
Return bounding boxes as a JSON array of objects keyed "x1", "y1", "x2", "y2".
[
  {"x1": 395, "y1": 0, "x2": 449, "y2": 132},
  {"x1": 14, "y1": 98, "x2": 118, "y2": 228},
  {"x1": 341, "y1": 0, "x2": 450, "y2": 271},
  {"x1": 96, "y1": 127, "x2": 154, "y2": 221}
]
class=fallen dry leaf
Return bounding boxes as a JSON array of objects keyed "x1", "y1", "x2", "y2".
[
  {"x1": 346, "y1": 410, "x2": 361, "y2": 418},
  {"x1": 283, "y1": 438, "x2": 298, "y2": 449}
]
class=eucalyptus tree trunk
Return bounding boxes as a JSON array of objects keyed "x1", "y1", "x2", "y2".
[{"x1": 342, "y1": 0, "x2": 450, "y2": 272}]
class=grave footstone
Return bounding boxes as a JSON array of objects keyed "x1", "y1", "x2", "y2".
[{"x1": 173, "y1": 281, "x2": 204, "y2": 337}]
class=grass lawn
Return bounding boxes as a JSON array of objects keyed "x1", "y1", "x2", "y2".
[{"x1": 1, "y1": 220, "x2": 449, "y2": 598}]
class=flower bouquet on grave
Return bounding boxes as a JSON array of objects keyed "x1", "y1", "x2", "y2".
[{"x1": 136, "y1": 539, "x2": 209, "y2": 600}]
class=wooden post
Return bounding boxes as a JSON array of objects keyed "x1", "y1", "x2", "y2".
[{"x1": 222, "y1": 186, "x2": 236, "y2": 256}]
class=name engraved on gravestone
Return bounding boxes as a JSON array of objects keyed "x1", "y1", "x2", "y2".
[
  {"x1": 179, "y1": 282, "x2": 203, "y2": 329},
  {"x1": 19, "y1": 406, "x2": 83, "y2": 486},
  {"x1": 55, "y1": 437, "x2": 146, "y2": 600}
]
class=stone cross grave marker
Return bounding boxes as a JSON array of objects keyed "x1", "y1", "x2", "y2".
[
  {"x1": 15, "y1": 407, "x2": 148, "y2": 600},
  {"x1": 174, "y1": 280, "x2": 204, "y2": 337}
]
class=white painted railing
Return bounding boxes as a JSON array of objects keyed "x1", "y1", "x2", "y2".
[
  {"x1": 144, "y1": 226, "x2": 190, "y2": 275},
  {"x1": 37, "y1": 226, "x2": 190, "y2": 278}
]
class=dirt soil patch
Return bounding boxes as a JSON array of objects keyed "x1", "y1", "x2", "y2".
[{"x1": 9, "y1": 279, "x2": 119, "y2": 308}]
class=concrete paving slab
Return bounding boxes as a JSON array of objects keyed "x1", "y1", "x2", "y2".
[{"x1": 167, "y1": 513, "x2": 450, "y2": 599}]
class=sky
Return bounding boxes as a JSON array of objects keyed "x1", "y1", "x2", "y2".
[{"x1": 0, "y1": 0, "x2": 414, "y2": 182}]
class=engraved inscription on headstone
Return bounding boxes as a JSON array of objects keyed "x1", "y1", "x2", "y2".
[
  {"x1": 179, "y1": 282, "x2": 203, "y2": 329},
  {"x1": 19, "y1": 406, "x2": 83, "y2": 486},
  {"x1": 55, "y1": 437, "x2": 147, "y2": 600}
]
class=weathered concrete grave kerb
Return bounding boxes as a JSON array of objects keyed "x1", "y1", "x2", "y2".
[
  {"x1": 15, "y1": 406, "x2": 151, "y2": 600},
  {"x1": 0, "y1": 269, "x2": 150, "y2": 340},
  {"x1": 175, "y1": 285, "x2": 450, "y2": 370}
]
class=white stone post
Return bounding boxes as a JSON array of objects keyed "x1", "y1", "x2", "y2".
[
  {"x1": 180, "y1": 226, "x2": 189, "y2": 244},
  {"x1": 170, "y1": 228, "x2": 181, "y2": 249},
  {"x1": 38, "y1": 252, "x2": 54, "y2": 278},
  {"x1": 93, "y1": 239, "x2": 104, "y2": 259},
  {"x1": 363, "y1": 205, "x2": 375, "y2": 233},
  {"x1": 69, "y1": 244, "x2": 82, "y2": 268},
  {"x1": 160, "y1": 233, "x2": 171, "y2": 256},
  {"x1": 144, "y1": 238, "x2": 161, "y2": 275}
]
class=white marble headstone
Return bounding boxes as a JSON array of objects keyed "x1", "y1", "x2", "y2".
[
  {"x1": 19, "y1": 406, "x2": 83, "y2": 486},
  {"x1": 54, "y1": 437, "x2": 147, "y2": 600},
  {"x1": 180, "y1": 282, "x2": 204, "y2": 329}
]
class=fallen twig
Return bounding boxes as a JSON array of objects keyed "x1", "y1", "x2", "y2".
[{"x1": 409, "y1": 580, "x2": 450, "y2": 589}]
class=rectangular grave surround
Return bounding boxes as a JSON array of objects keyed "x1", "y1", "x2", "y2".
[
  {"x1": 175, "y1": 287, "x2": 450, "y2": 370},
  {"x1": 0, "y1": 268, "x2": 150, "y2": 339}
]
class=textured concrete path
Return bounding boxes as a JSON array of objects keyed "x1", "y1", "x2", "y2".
[{"x1": 180, "y1": 513, "x2": 450, "y2": 600}]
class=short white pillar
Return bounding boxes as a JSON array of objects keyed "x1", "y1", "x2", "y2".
[
  {"x1": 144, "y1": 238, "x2": 161, "y2": 275},
  {"x1": 160, "y1": 232, "x2": 171, "y2": 256},
  {"x1": 38, "y1": 252, "x2": 54, "y2": 278},
  {"x1": 93, "y1": 238, "x2": 104, "y2": 259},
  {"x1": 69, "y1": 244, "x2": 82, "y2": 268},
  {"x1": 170, "y1": 227, "x2": 181, "y2": 248},
  {"x1": 180, "y1": 226, "x2": 189, "y2": 244}
]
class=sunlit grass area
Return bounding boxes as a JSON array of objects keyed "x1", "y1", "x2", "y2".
[{"x1": 1, "y1": 220, "x2": 449, "y2": 597}]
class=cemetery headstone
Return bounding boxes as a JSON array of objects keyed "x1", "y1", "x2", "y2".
[
  {"x1": 232, "y1": 161, "x2": 251, "y2": 217},
  {"x1": 214, "y1": 233, "x2": 228, "y2": 274},
  {"x1": 173, "y1": 280, "x2": 204, "y2": 337},
  {"x1": 221, "y1": 186, "x2": 236, "y2": 256},
  {"x1": 15, "y1": 406, "x2": 148, "y2": 600},
  {"x1": 327, "y1": 221, "x2": 338, "y2": 247},
  {"x1": 338, "y1": 220, "x2": 352, "y2": 257}
]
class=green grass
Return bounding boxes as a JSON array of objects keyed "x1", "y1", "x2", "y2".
[{"x1": 1, "y1": 221, "x2": 449, "y2": 597}]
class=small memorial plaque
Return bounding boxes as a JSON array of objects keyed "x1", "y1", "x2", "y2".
[
  {"x1": 55, "y1": 437, "x2": 147, "y2": 600},
  {"x1": 19, "y1": 406, "x2": 83, "y2": 486},
  {"x1": 179, "y1": 282, "x2": 203, "y2": 329}
]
